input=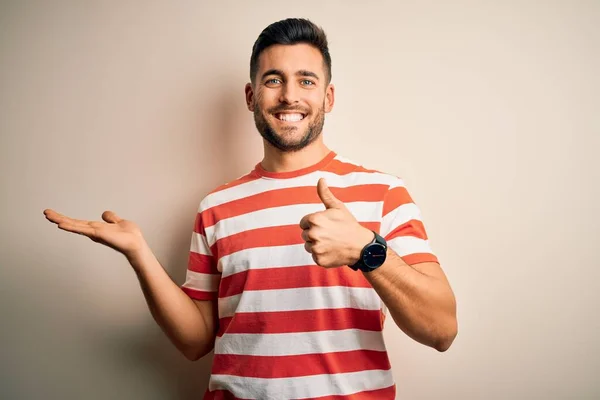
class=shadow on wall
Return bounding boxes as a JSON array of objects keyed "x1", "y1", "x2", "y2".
[{"x1": 87, "y1": 85, "x2": 251, "y2": 400}]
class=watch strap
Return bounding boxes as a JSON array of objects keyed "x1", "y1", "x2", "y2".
[{"x1": 349, "y1": 231, "x2": 387, "y2": 272}]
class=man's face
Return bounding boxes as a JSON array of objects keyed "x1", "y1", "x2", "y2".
[{"x1": 245, "y1": 44, "x2": 335, "y2": 152}]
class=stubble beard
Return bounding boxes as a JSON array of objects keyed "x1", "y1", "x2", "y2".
[{"x1": 254, "y1": 103, "x2": 326, "y2": 153}]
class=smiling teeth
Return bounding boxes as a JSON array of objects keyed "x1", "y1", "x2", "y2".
[{"x1": 278, "y1": 113, "x2": 304, "y2": 122}]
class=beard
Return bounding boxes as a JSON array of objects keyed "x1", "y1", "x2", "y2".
[{"x1": 254, "y1": 103, "x2": 325, "y2": 153}]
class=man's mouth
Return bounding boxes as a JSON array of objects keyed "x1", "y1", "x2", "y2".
[{"x1": 274, "y1": 112, "x2": 306, "y2": 122}]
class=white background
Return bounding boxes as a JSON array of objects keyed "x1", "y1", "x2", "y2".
[{"x1": 1, "y1": 1, "x2": 598, "y2": 398}]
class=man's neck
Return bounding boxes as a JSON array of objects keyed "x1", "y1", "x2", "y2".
[{"x1": 260, "y1": 139, "x2": 331, "y2": 173}]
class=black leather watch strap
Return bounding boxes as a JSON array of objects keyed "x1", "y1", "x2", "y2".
[{"x1": 349, "y1": 231, "x2": 387, "y2": 272}]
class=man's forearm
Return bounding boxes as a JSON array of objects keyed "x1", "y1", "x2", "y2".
[
  {"x1": 363, "y1": 249, "x2": 457, "y2": 351},
  {"x1": 128, "y1": 243, "x2": 216, "y2": 360}
]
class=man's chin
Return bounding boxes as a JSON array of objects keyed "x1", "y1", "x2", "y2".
[
  {"x1": 261, "y1": 132, "x2": 313, "y2": 152},
  {"x1": 270, "y1": 122, "x2": 307, "y2": 136},
  {"x1": 268, "y1": 139, "x2": 308, "y2": 152}
]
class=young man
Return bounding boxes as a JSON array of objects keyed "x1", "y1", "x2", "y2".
[{"x1": 45, "y1": 18, "x2": 457, "y2": 400}]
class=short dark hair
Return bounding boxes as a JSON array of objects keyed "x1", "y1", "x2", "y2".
[{"x1": 250, "y1": 18, "x2": 332, "y2": 84}]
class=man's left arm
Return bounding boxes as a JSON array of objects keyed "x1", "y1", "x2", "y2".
[
  {"x1": 361, "y1": 251, "x2": 457, "y2": 352},
  {"x1": 301, "y1": 178, "x2": 457, "y2": 352}
]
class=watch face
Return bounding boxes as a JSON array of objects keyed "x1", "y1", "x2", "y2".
[{"x1": 363, "y1": 243, "x2": 387, "y2": 268}]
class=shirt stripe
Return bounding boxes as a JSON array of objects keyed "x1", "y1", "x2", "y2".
[
  {"x1": 217, "y1": 308, "x2": 383, "y2": 336},
  {"x1": 205, "y1": 386, "x2": 396, "y2": 400},
  {"x1": 208, "y1": 369, "x2": 395, "y2": 399},
  {"x1": 218, "y1": 243, "x2": 314, "y2": 278},
  {"x1": 218, "y1": 286, "x2": 383, "y2": 318},
  {"x1": 212, "y1": 221, "x2": 380, "y2": 260},
  {"x1": 212, "y1": 349, "x2": 391, "y2": 378},
  {"x1": 181, "y1": 270, "x2": 221, "y2": 292},
  {"x1": 219, "y1": 265, "x2": 371, "y2": 298},
  {"x1": 388, "y1": 235, "x2": 434, "y2": 257},
  {"x1": 190, "y1": 232, "x2": 212, "y2": 256},
  {"x1": 200, "y1": 170, "x2": 399, "y2": 212},
  {"x1": 380, "y1": 202, "x2": 423, "y2": 238},
  {"x1": 214, "y1": 328, "x2": 386, "y2": 356}
]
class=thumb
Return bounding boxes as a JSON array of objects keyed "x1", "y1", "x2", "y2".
[
  {"x1": 102, "y1": 210, "x2": 123, "y2": 224},
  {"x1": 317, "y1": 178, "x2": 342, "y2": 209}
]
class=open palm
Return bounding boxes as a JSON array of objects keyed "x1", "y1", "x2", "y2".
[{"x1": 44, "y1": 209, "x2": 145, "y2": 257}]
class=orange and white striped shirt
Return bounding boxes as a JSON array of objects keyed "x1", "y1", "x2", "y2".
[{"x1": 181, "y1": 151, "x2": 438, "y2": 400}]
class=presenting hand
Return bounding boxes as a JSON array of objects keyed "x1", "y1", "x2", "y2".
[
  {"x1": 43, "y1": 209, "x2": 146, "y2": 260},
  {"x1": 299, "y1": 178, "x2": 374, "y2": 268}
]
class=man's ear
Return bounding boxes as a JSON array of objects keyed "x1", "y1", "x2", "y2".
[
  {"x1": 324, "y1": 84, "x2": 335, "y2": 113},
  {"x1": 245, "y1": 83, "x2": 255, "y2": 112}
]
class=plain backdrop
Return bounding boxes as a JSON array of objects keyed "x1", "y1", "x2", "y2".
[{"x1": 1, "y1": 1, "x2": 599, "y2": 399}]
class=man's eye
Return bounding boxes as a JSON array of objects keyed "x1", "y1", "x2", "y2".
[
  {"x1": 301, "y1": 80, "x2": 315, "y2": 86},
  {"x1": 267, "y1": 78, "x2": 281, "y2": 85}
]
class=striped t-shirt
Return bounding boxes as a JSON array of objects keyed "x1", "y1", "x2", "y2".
[{"x1": 181, "y1": 151, "x2": 438, "y2": 400}]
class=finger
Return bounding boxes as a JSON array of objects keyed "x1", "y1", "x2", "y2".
[
  {"x1": 299, "y1": 214, "x2": 313, "y2": 230},
  {"x1": 301, "y1": 229, "x2": 313, "y2": 243},
  {"x1": 43, "y1": 209, "x2": 68, "y2": 224},
  {"x1": 57, "y1": 221, "x2": 96, "y2": 238},
  {"x1": 304, "y1": 241, "x2": 314, "y2": 254},
  {"x1": 102, "y1": 210, "x2": 123, "y2": 224},
  {"x1": 317, "y1": 178, "x2": 342, "y2": 209},
  {"x1": 44, "y1": 209, "x2": 92, "y2": 226},
  {"x1": 312, "y1": 253, "x2": 319, "y2": 265},
  {"x1": 311, "y1": 253, "x2": 322, "y2": 267}
]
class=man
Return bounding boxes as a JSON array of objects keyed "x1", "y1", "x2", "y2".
[{"x1": 44, "y1": 18, "x2": 457, "y2": 400}]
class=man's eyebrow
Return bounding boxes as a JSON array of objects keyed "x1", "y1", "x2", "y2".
[
  {"x1": 296, "y1": 70, "x2": 320, "y2": 80},
  {"x1": 261, "y1": 69, "x2": 284, "y2": 80}
]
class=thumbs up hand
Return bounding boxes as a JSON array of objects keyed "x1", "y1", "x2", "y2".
[{"x1": 299, "y1": 178, "x2": 374, "y2": 268}]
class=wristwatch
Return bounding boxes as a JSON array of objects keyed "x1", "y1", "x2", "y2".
[{"x1": 349, "y1": 231, "x2": 388, "y2": 273}]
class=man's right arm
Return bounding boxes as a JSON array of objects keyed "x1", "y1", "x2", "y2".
[
  {"x1": 129, "y1": 243, "x2": 217, "y2": 361},
  {"x1": 43, "y1": 209, "x2": 217, "y2": 361}
]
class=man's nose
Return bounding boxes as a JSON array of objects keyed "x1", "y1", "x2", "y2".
[{"x1": 279, "y1": 82, "x2": 300, "y2": 104}]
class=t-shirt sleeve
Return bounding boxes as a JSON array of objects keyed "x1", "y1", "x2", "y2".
[
  {"x1": 180, "y1": 209, "x2": 221, "y2": 300},
  {"x1": 379, "y1": 178, "x2": 439, "y2": 265}
]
